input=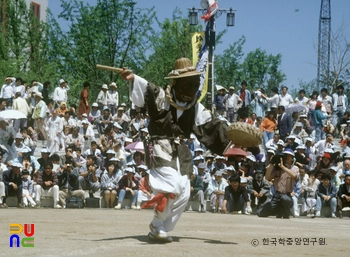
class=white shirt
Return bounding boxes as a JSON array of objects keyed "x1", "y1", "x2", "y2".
[
  {"x1": 108, "y1": 90, "x2": 119, "y2": 106},
  {"x1": 279, "y1": 93, "x2": 293, "y2": 107},
  {"x1": 1, "y1": 79, "x2": 16, "y2": 98},
  {"x1": 265, "y1": 94, "x2": 279, "y2": 108},
  {"x1": 12, "y1": 97, "x2": 31, "y2": 116},
  {"x1": 53, "y1": 86, "x2": 69, "y2": 102}
]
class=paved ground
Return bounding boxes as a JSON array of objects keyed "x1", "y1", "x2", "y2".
[{"x1": 0, "y1": 208, "x2": 349, "y2": 257}]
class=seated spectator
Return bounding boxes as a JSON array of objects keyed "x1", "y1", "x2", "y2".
[
  {"x1": 89, "y1": 103, "x2": 101, "y2": 124},
  {"x1": 11, "y1": 147, "x2": 40, "y2": 174},
  {"x1": 197, "y1": 163, "x2": 211, "y2": 193},
  {"x1": 59, "y1": 145, "x2": 77, "y2": 168},
  {"x1": 34, "y1": 162, "x2": 62, "y2": 208},
  {"x1": 136, "y1": 168, "x2": 153, "y2": 209},
  {"x1": 295, "y1": 145, "x2": 310, "y2": 168},
  {"x1": 13, "y1": 133, "x2": 25, "y2": 156},
  {"x1": 222, "y1": 174, "x2": 251, "y2": 214},
  {"x1": 97, "y1": 107, "x2": 113, "y2": 134},
  {"x1": 61, "y1": 111, "x2": 76, "y2": 130},
  {"x1": 113, "y1": 107, "x2": 130, "y2": 132},
  {"x1": 247, "y1": 171, "x2": 270, "y2": 210},
  {"x1": 284, "y1": 135, "x2": 299, "y2": 151},
  {"x1": 80, "y1": 120, "x2": 95, "y2": 152},
  {"x1": 291, "y1": 122, "x2": 309, "y2": 140},
  {"x1": 337, "y1": 172, "x2": 350, "y2": 218},
  {"x1": 0, "y1": 118, "x2": 17, "y2": 162},
  {"x1": 314, "y1": 152, "x2": 332, "y2": 181},
  {"x1": 314, "y1": 134, "x2": 335, "y2": 156},
  {"x1": 316, "y1": 173, "x2": 337, "y2": 217},
  {"x1": 78, "y1": 155, "x2": 101, "y2": 198},
  {"x1": 56, "y1": 102, "x2": 69, "y2": 117},
  {"x1": 21, "y1": 127, "x2": 35, "y2": 155},
  {"x1": 291, "y1": 181, "x2": 302, "y2": 217},
  {"x1": 212, "y1": 156, "x2": 227, "y2": 175},
  {"x1": 0, "y1": 156, "x2": 7, "y2": 207},
  {"x1": 329, "y1": 166, "x2": 341, "y2": 191},
  {"x1": 57, "y1": 160, "x2": 85, "y2": 207},
  {"x1": 115, "y1": 167, "x2": 139, "y2": 210},
  {"x1": 2, "y1": 163, "x2": 23, "y2": 207},
  {"x1": 101, "y1": 163, "x2": 121, "y2": 208},
  {"x1": 206, "y1": 170, "x2": 228, "y2": 213},
  {"x1": 73, "y1": 147, "x2": 86, "y2": 169},
  {"x1": 189, "y1": 170, "x2": 206, "y2": 213},
  {"x1": 98, "y1": 126, "x2": 116, "y2": 154},
  {"x1": 37, "y1": 147, "x2": 50, "y2": 170},
  {"x1": 83, "y1": 141, "x2": 102, "y2": 168},
  {"x1": 265, "y1": 134, "x2": 280, "y2": 151},
  {"x1": 301, "y1": 171, "x2": 320, "y2": 216},
  {"x1": 113, "y1": 141, "x2": 125, "y2": 163},
  {"x1": 21, "y1": 169, "x2": 36, "y2": 208},
  {"x1": 65, "y1": 126, "x2": 85, "y2": 152}
]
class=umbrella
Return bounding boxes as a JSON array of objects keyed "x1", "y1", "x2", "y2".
[
  {"x1": 124, "y1": 141, "x2": 144, "y2": 152},
  {"x1": 285, "y1": 103, "x2": 307, "y2": 115},
  {"x1": 224, "y1": 147, "x2": 247, "y2": 157},
  {"x1": 0, "y1": 110, "x2": 27, "y2": 120}
]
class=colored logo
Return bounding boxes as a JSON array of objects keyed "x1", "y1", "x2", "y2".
[{"x1": 9, "y1": 224, "x2": 35, "y2": 248}]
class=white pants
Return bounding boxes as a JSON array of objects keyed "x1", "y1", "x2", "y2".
[
  {"x1": 137, "y1": 190, "x2": 153, "y2": 203},
  {"x1": 22, "y1": 189, "x2": 36, "y2": 207},
  {"x1": 34, "y1": 185, "x2": 59, "y2": 205},
  {"x1": 0, "y1": 181, "x2": 5, "y2": 204},
  {"x1": 149, "y1": 166, "x2": 190, "y2": 233},
  {"x1": 210, "y1": 193, "x2": 224, "y2": 209},
  {"x1": 302, "y1": 198, "x2": 317, "y2": 213}
]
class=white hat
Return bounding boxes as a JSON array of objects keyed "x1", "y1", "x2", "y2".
[
  {"x1": 59, "y1": 79, "x2": 65, "y2": 84},
  {"x1": 300, "y1": 114, "x2": 307, "y2": 118},
  {"x1": 109, "y1": 157, "x2": 119, "y2": 162},
  {"x1": 20, "y1": 147, "x2": 32, "y2": 153},
  {"x1": 141, "y1": 127, "x2": 149, "y2": 133},
  {"x1": 92, "y1": 103, "x2": 98, "y2": 107},
  {"x1": 240, "y1": 177, "x2": 248, "y2": 183},
  {"x1": 214, "y1": 170, "x2": 223, "y2": 176},
  {"x1": 82, "y1": 120, "x2": 89, "y2": 125},
  {"x1": 215, "y1": 155, "x2": 225, "y2": 160},
  {"x1": 124, "y1": 167, "x2": 135, "y2": 174},
  {"x1": 286, "y1": 135, "x2": 296, "y2": 139},
  {"x1": 305, "y1": 137, "x2": 313, "y2": 142},
  {"x1": 102, "y1": 84, "x2": 108, "y2": 89},
  {"x1": 117, "y1": 107, "x2": 124, "y2": 111},
  {"x1": 267, "y1": 149, "x2": 275, "y2": 154},
  {"x1": 125, "y1": 138, "x2": 132, "y2": 143},
  {"x1": 246, "y1": 155, "x2": 256, "y2": 162},
  {"x1": 194, "y1": 148, "x2": 204, "y2": 152},
  {"x1": 193, "y1": 156, "x2": 204, "y2": 161},
  {"x1": 121, "y1": 103, "x2": 126, "y2": 107},
  {"x1": 229, "y1": 86, "x2": 235, "y2": 90},
  {"x1": 324, "y1": 148, "x2": 334, "y2": 154},
  {"x1": 277, "y1": 140, "x2": 285, "y2": 146},
  {"x1": 40, "y1": 147, "x2": 51, "y2": 153},
  {"x1": 103, "y1": 106, "x2": 110, "y2": 111},
  {"x1": 11, "y1": 162, "x2": 23, "y2": 168},
  {"x1": 82, "y1": 113, "x2": 88, "y2": 117},
  {"x1": 106, "y1": 149, "x2": 116, "y2": 155},
  {"x1": 296, "y1": 144, "x2": 306, "y2": 150},
  {"x1": 215, "y1": 85, "x2": 226, "y2": 91},
  {"x1": 15, "y1": 133, "x2": 23, "y2": 139},
  {"x1": 132, "y1": 123, "x2": 140, "y2": 131},
  {"x1": 137, "y1": 165, "x2": 148, "y2": 170},
  {"x1": 35, "y1": 92, "x2": 43, "y2": 98},
  {"x1": 110, "y1": 82, "x2": 117, "y2": 87},
  {"x1": 190, "y1": 134, "x2": 196, "y2": 139},
  {"x1": 226, "y1": 165, "x2": 235, "y2": 171}
]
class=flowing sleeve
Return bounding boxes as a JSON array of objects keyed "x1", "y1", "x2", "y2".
[{"x1": 129, "y1": 75, "x2": 148, "y2": 108}]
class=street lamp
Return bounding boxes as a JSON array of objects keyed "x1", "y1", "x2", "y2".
[{"x1": 188, "y1": 6, "x2": 236, "y2": 112}]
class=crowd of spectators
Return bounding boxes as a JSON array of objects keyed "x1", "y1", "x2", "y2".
[{"x1": 0, "y1": 76, "x2": 349, "y2": 219}]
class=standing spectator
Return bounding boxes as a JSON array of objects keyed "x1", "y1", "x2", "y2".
[
  {"x1": 12, "y1": 91, "x2": 31, "y2": 132},
  {"x1": 313, "y1": 101, "x2": 330, "y2": 142},
  {"x1": 53, "y1": 79, "x2": 70, "y2": 108},
  {"x1": 1, "y1": 76, "x2": 15, "y2": 106},
  {"x1": 276, "y1": 105, "x2": 292, "y2": 141},
  {"x1": 206, "y1": 170, "x2": 228, "y2": 213},
  {"x1": 2, "y1": 163, "x2": 23, "y2": 207},
  {"x1": 251, "y1": 90, "x2": 267, "y2": 118},
  {"x1": 108, "y1": 82, "x2": 119, "y2": 115},
  {"x1": 222, "y1": 174, "x2": 252, "y2": 214},
  {"x1": 34, "y1": 162, "x2": 62, "y2": 209},
  {"x1": 307, "y1": 91, "x2": 319, "y2": 128},
  {"x1": 78, "y1": 82, "x2": 90, "y2": 117},
  {"x1": 261, "y1": 111, "x2": 276, "y2": 150},
  {"x1": 14, "y1": 77, "x2": 26, "y2": 98},
  {"x1": 212, "y1": 85, "x2": 226, "y2": 116},
  {"x1": 47, "y1": 110, "x2": 63, "y2": 153},
  {"x1": 317, "y1": 88, "x2": 332, "y2": 114},
  {"x1": 42, "y1": 81, "x2": 51, "y2": 105},
  {"x1": 223, "y1": 86, "x2": 242, "y2": 123},
  {"x1": 115, "y1": 167, "x2": 139, "y2": 210},
  {"x1": 331, "y1": 85, "x2": 348, "y2": 127},
  {"x1": 237, "y1": 81, "x2": 251, "y2": 118},
  {"x1": 96, "y1": 84, "x2": 109, "y2": 111},
  {"x1": 32, "y1": 92, "x2": 47, "y2": 140},
  {"x1": 315, "y1": 173, "x2": 337, "y2": 217},
  {"x1": 21, "y1": 169, "x2": 36, "y2": 208},
  {"x1": 299, "y1": 113, "x2": 312, "y2": 135},
  {"x1": 294, "y1": 89, "x2": 309, "y2": 110},
  {"x1": 278, "y1": 86, "x2": 293, "y2": 107},
  {"x1": 261, "y1": 87, "x2": 279, "y2": 118}
]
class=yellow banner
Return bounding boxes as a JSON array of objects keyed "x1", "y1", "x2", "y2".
[{"x1": 192, "y1": 32, "x2": 208, "y2": 103}]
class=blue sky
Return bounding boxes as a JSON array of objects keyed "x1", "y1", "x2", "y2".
[{"x1": 48, "y1": 0, "x2": 350, "y2": 89}]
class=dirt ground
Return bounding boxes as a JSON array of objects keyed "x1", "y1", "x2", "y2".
[{"x1": 0, "y1": 208, "x2": 349, "y2": 257}]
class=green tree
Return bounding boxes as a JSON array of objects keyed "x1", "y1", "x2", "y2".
[
  {"x1": 215, "y1": 36, "x2": 245, "y2": 88},
  {"x1": 241, "y1": 48, "x2": 286, "y2": 92},
  {"x1": 46, "y1": 0, "x2": 157, "y2": 105}
]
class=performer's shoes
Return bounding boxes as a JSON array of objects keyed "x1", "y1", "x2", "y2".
[{"x1": 149, "y1": 223, "x2": 171, "y2": 242}]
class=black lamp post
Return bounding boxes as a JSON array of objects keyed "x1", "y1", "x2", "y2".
[{"x1": 188, "y1": 6, "x2": 235, "y2": 112}]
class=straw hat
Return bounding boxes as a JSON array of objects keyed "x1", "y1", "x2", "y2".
[
  {"x1": 164, "y1": 58, "x2": 203, "y2": 79},
  {"x1": 226, "y1": 122, "x2": 262, "y2": 147}
]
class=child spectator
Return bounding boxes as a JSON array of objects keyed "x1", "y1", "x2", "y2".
[
  {"x1": 21, "y1": 169, "x2": 36, "y2": 208},
  {"x1": 136, "y1": 168, "x2": 153, "y2": 209}
]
